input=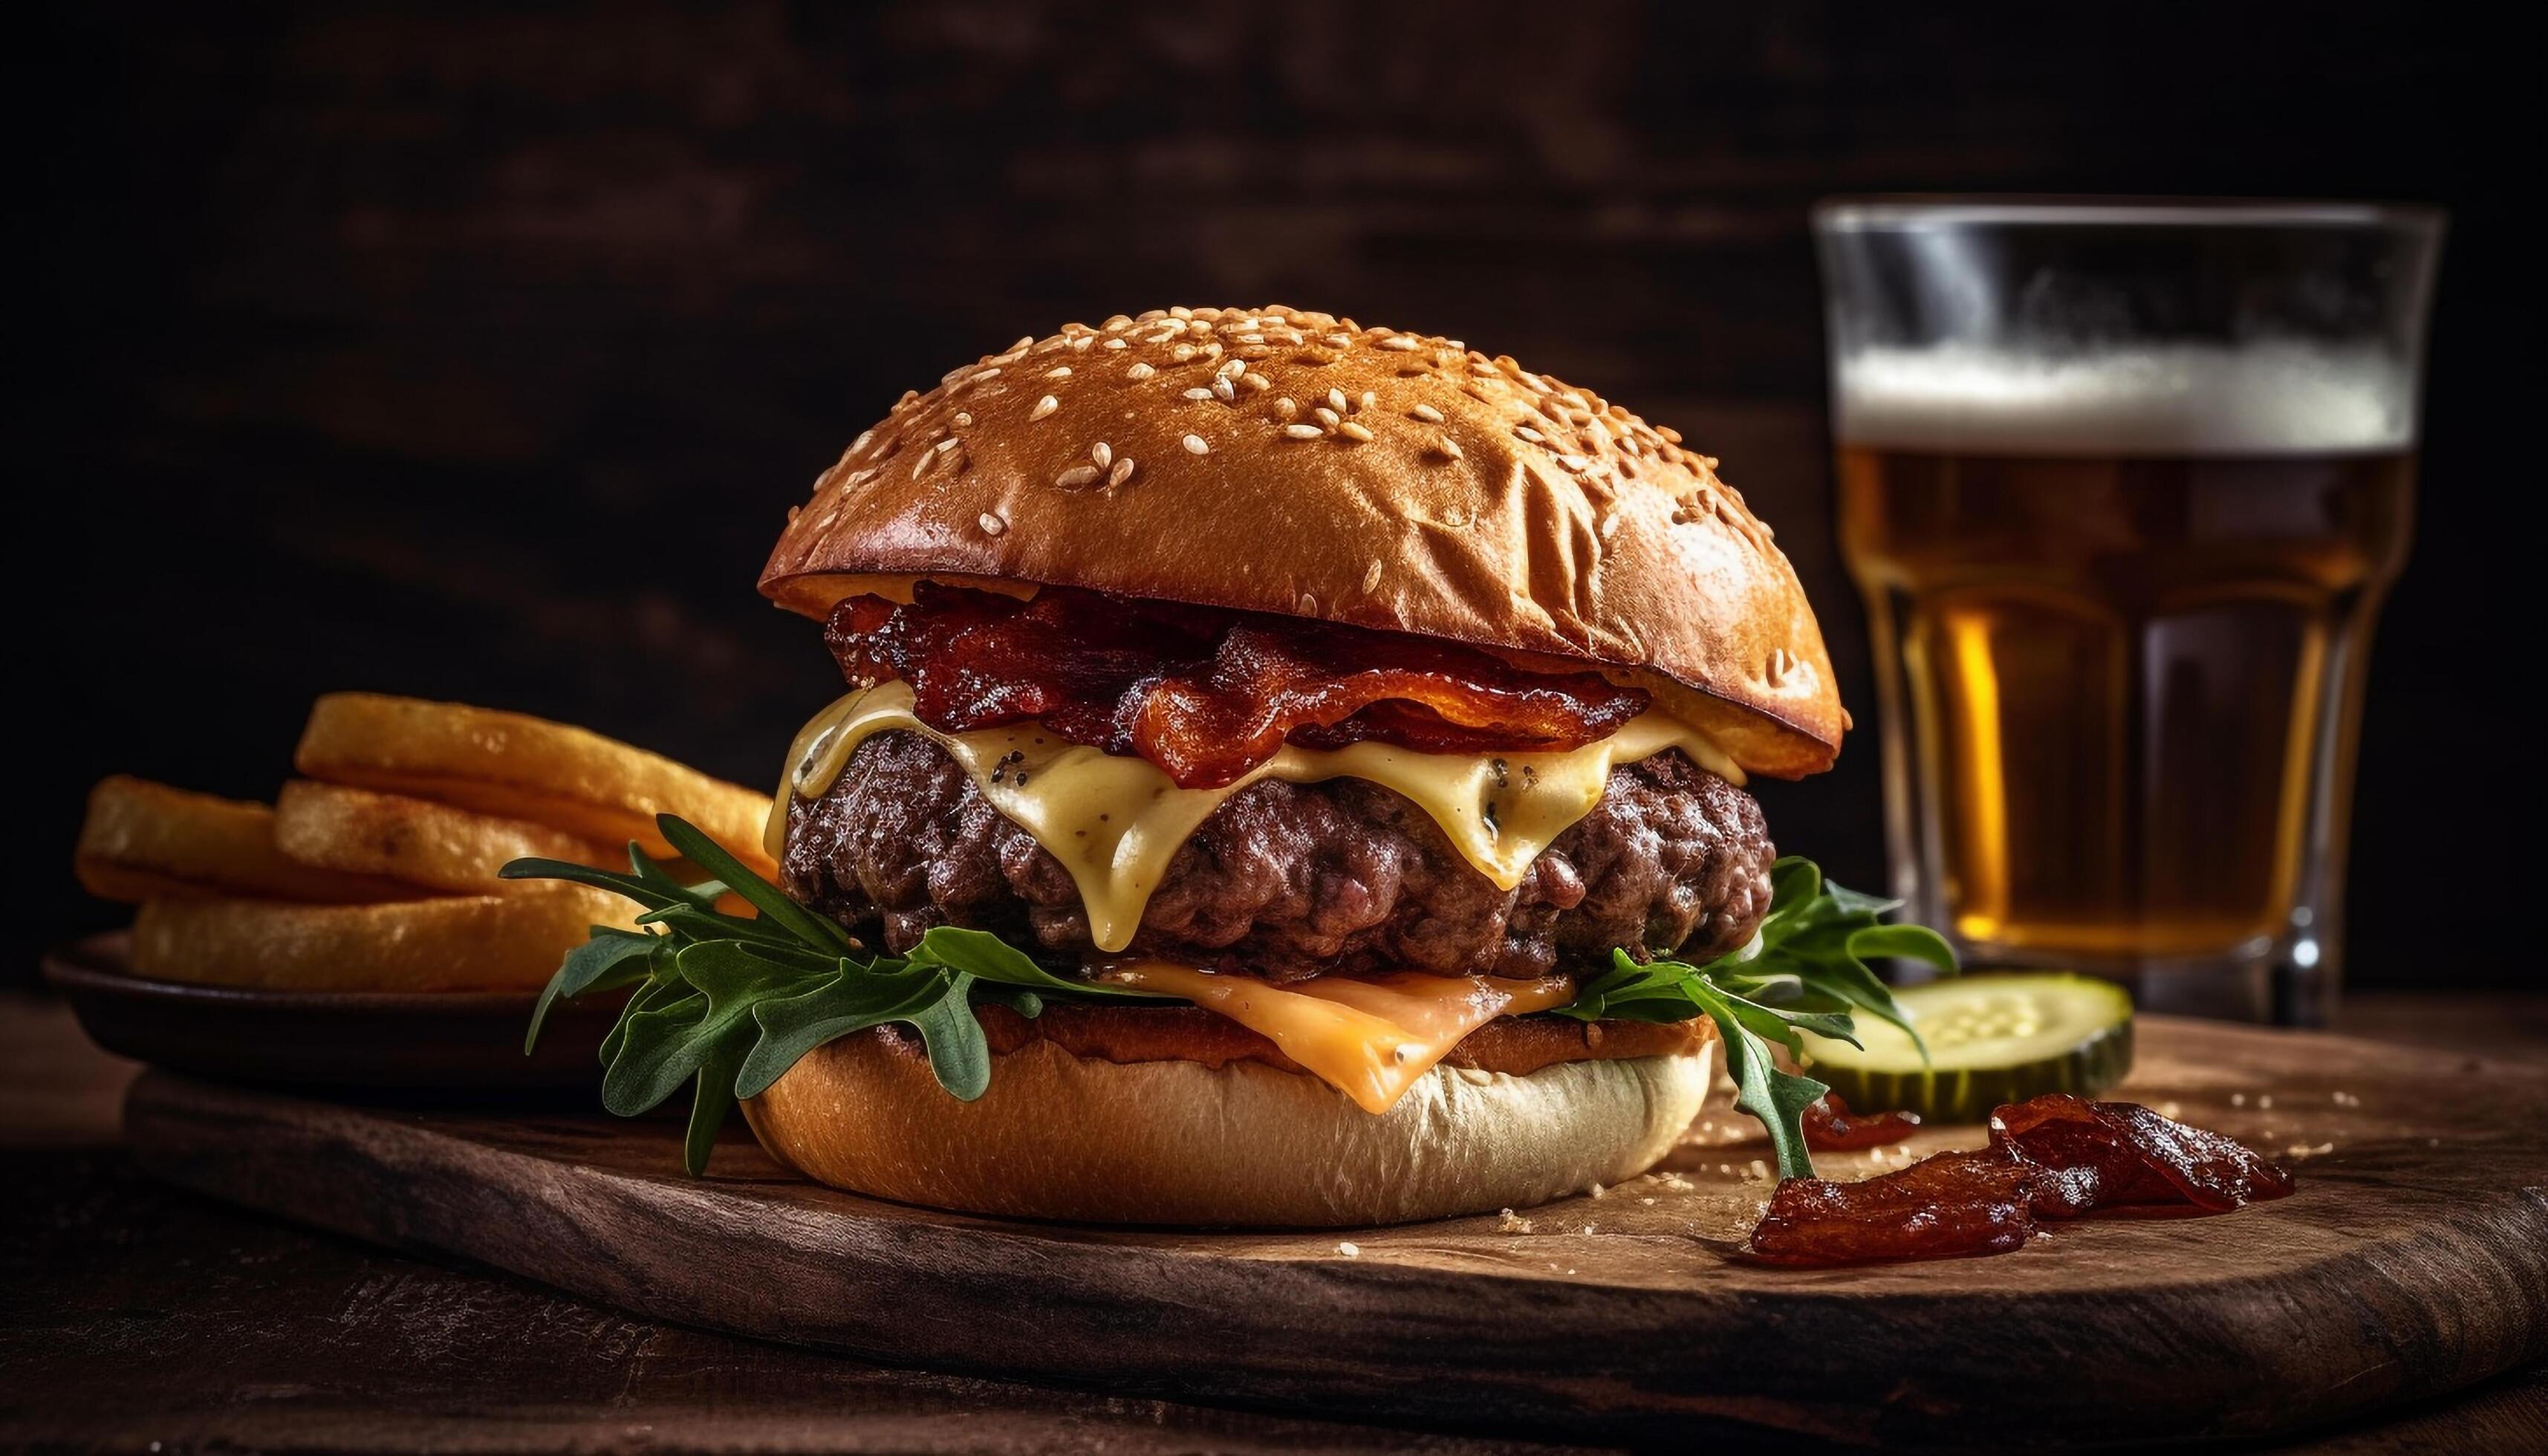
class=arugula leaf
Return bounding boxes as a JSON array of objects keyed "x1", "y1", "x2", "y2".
[
  {"x1": 524, "y1": 926, "x2": 657, "y2": 1053},
  {"x1": 516, "y1": 818, "x2": 1949, "y2": 1184},
  {"x1": 513, "y1": 816, "x2": 1178, "y2": 1174},
  {"x1": 1680, "y1": 975, "x2": 1830, "y2": 1180},
  {"x1": 1548, "y1": 859, "x2": 1958, "y2": 1177}
]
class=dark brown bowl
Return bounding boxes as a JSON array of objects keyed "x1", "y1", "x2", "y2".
[{"x1": 40, "y1": 932, "x2": 622, "y2": 1094}]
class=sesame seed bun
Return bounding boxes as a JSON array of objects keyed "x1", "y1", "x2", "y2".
[
  {"x1": 758, "y1": 306, "x2": 1844, "y2": 778},
  {"x1": 740, "y1": 1015, "x2": 1719, "y2": 1227}
]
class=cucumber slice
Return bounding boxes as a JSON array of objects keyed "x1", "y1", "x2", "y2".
[{"x1": 1798, "y1": 972, "x2": 2134, "y2": 1123}]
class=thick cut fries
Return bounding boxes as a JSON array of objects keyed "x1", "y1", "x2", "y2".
[
  {"x1": 294, "y1": 694, "x2": 775, "y2": 871},
  {"x1": 76, "y1": 776, "x2": 412, "y2": 905},
  {"x1": 274, "y1": 780, "x2": 617, "y2": 895},
  {"x1": 131, "y1": 888, "x2": 626, "y2": 993}
]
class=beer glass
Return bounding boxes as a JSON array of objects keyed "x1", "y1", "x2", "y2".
[{"x1": 1813, "y1": 201, "x2": 2441, "y2": 1023}]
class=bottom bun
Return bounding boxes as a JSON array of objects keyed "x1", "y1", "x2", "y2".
[{"x1": 741, "y1": 1028, "x2": 1717, "y2": 1227}]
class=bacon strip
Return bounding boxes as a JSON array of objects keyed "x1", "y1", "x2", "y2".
[
  {"x1": 827, "y1": 583, "x2": 1649, "y2": 788},
  {"x1": 1749, "y1": 1094, "x2": 2294, "y2": 1267}
]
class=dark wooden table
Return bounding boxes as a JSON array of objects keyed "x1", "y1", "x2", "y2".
[{"x1": 4, "y1": 990, "x2": 2543, "y2": 1453}]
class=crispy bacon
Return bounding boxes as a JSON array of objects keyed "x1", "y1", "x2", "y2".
[
  {"x1": 1990, "y1": 1093, "x2": 2298, "y2": 1215},
  {"x1": 1749, "y1": 1095, "x2": 2294, "y2": 1267},
  {"x1": 1749, "y1": 1150, "x2": 2038, "y2": 1265},
  {"x1": 1801, "y1": 1092, "x2": 1924, "y2": 1151},
  {"x1": 826, "y1": 583, "x2": 1649, "y2": 789}
]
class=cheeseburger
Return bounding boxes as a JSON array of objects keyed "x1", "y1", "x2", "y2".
[{"x1": 526, "y1": 305, "x2": 1917, "y2": 1228}]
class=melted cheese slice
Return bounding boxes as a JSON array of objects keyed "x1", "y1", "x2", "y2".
[
  {"x1": 1099, "y1": 962, "x2": 1576, "y2": 1113},
  {"x1": 771, "y1": 680, "x2": 1741, "y2": 954}
]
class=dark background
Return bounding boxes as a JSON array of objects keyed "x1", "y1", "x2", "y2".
[{"x1": 22, "y1": 1, "x2": 2521, "y2": 989}]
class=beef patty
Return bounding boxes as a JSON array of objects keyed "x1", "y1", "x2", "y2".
[{"x1": 783, "y1": 731, "x2": 1775, "y2": 982}]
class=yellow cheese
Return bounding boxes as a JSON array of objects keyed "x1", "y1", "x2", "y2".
[
  {"x1": 1096, "y1": 961, "x2": 1576, "y2": 1113},
  {"x1": 768, "y1": 680, "x2": 1741, "y2": 955}
]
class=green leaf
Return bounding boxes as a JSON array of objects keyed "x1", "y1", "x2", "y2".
[
  {"x1": 684, "y1": 1044, "x2": 742, "y2": 1176},
  {"x1": 908, "y1": 975, "x2": 995, "y2": 1100},
  {"x1": 906, "y1": 926, "x2": 1178, "y2": 1001},
  {"x1": 654, "y1": 813, "x2": 859, "y2": 954},
  {"x1": 734, "y1": 960, "x2": 957, "y2": 1099},
  {"x1": 1550, "y1": 862, "x2": 1957, "y2": 1178},
  {"x1": 1683, "y1": 976, "x2": 1829, "y2": 1181},
  {"x1": 525, "y1": 928, "x2": 657, "y2": 1053},
  {"x1": 498, "y1": 857, "x2": 693, "y2": 911},
  {"x1": 513, "y1": 821, "x2": 1957, "y2": 1189},
  {"x1": 970, "y1": 984, "x2": 1046, "y2": 1019}
]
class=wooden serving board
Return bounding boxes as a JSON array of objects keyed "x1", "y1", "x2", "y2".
[{"x1": 125, "y1": 1018, "x2": 2547, "y2": 1449}]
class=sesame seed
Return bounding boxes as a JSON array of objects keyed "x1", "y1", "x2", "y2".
[
  {"x1": 1102, "y1": 337, "x2": 1126, "y2": 349},
  {"x1": 1314, "y1": 406, "x2": 1340, "y2": 427},
  {"x1": 1282, "y1": 424, "x2": 1325, "y2": 440},
  {"x1": 952, "y1": 412, "x2": 973, "y2": 427},
  {"x1": 1056, "y1": 464, "x2": 1102, "y2": 489},
  {"x1": 1274, "y1": 397, "x2": 1299, "y2": 420},
  {"x1": 1218, "y1": 358, "x2": 1247, "y2": 380},
  {"x1": 935, "y1": 437, "x2": 959, "y2": 453},
  {"x1": 1338, "y1": 420, "x2": 1374, "y2": 443},
  {"x1": 1107, "y1": 458, "x2": 1135, "y2": 488},
  {"x1": 978, "y1": 512, "x2": 1007, "y2": 536},
  {"x1": 1171, "y1": 345, "x2": 1197, "y2": 362},
  {"x1": 972, "y1": 367, "x2": 1001, "y2": 383},
  {"x1": 1362, "y1": 559, "x2": 1383, "y2": 592},
  {"x1": 1127, "y1": 362, "x2": 1155, "y2": 381},
  {"x1": 1358, "y1": 391, "x2": 1376, "y2": 411},
  {"x1": 1298, "y1": 592, "x2": 1319, "y2": 613},
  {"x1": 1030, "y1": 395, "x2": 1060, "y2": 421},
  {"x1": 1183, "y1": 387, "x2": 1213, "y2": 401},
  {"x1": 1090, "y1": 441, "x2": 1112, "y2": 468},
  {"x1": 1182, "y1": 434, "x2": 1209, "y2": 455},
  {"x1": 1411, "y1": 403, "x2": 1444, "y2": 423},
  {"x1": 1213, "y1": 377, "x2": 1236, "y2": 402},
  {"x1": 1434, "y1": 435, "x2": 1464, "y2": 460},
  {"x1": 1044, "y1": 366, "x2": 1072, "y2": 380},
  {"x1": 1515, "y1": 426, "x2": 1547, "y2": 443},
  {"x1": 850, "y1": 428, "x2": 876, "y2": 455},
  {"x1": 1336, "y1": 1241, "x2": 1360, "y2": 1258},
  {"x1": 1241, "y1": 372, "x2": 1271, "y2": 392}
]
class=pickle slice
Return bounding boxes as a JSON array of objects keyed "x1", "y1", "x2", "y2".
[{"x1": 1798, "y1": 973, "x2": 2135, "y2": 1124}]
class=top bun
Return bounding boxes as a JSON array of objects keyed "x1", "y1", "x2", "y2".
[{"x1": 760, "y1": 306, "x2": 1842, "y2": 777}]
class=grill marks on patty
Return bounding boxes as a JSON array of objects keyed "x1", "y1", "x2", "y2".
[{"x1": 783, "y1": 731, "x2": 1775, "y2": 982}]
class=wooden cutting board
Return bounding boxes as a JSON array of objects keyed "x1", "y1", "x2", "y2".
[{"x1": 124, "y1": 1017, "x2": 2547, "y2": 1449}]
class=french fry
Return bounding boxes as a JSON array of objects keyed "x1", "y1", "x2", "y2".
[
  {"x1": 130, "y1": 888, "x2": 629, "y2": 993},
  {"x1": 273, "y1": 779, "x2": 620, "y2": 895},
  {"x1": 294, "y1": 693, "x2": 776, "y2": 871},
  {"x1": 75, "y1": 776, "x2": 413, "y2": 906}
]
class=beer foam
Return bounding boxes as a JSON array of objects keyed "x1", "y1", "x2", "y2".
[{"x1": 1833, "y1": 342, "x2": 2414, "y2": 455}]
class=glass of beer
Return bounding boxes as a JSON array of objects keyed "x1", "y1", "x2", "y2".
[{"x1": 1813, "y1": 200, "x2": 2442, "y2": 1023}]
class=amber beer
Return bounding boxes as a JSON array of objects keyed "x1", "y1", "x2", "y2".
[
  {"x1": 1817, "y1": 201, "x2": 2440, "y2": 1021},
  {"x1": 1841, "y1": 435, "x2": 2411, "y2": 962},
  {"x1": 1830, "y1": 338, "x2": 2423, "y2": 1017}
]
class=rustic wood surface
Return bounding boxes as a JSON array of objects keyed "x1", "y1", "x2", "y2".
[
  {"x1": 5, "y1": 992, "x2": 2543, "y2": 1452},
  {"x1": 100, "y1": 1005, "x2": 2548, "y2": 1449}
]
